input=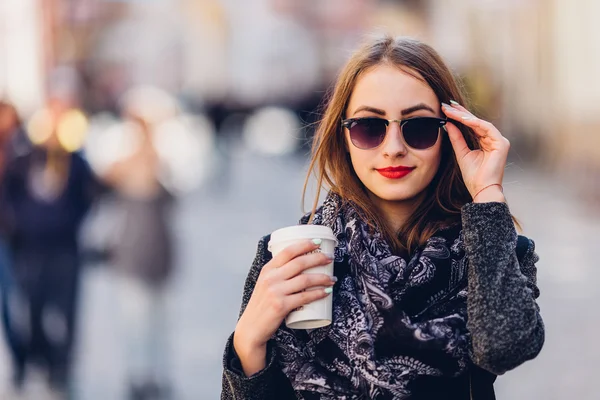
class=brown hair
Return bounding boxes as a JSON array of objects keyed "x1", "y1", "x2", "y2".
[{"x1": 303, "y1": 35, "x2": 489, "y2": 255}]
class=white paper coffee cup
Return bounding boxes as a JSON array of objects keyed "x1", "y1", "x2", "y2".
[{"x1": 268, "y1": 225, "x2": 337, "y2": 330}]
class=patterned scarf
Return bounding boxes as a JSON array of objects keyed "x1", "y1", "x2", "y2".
[{"x1": 273, "y1": 192, "x2": 472, "y2": 399}]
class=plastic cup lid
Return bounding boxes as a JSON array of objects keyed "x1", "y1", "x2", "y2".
[{"x1": 268, "y1": 225, "x2": 337, "y2": 251}]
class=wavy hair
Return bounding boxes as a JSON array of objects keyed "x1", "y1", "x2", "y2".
[{"x1": 303, "y1": 35, "x2": 489, "y2": 254}]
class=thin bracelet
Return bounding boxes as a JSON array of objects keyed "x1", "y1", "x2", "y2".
[{"x1": 473, "y1": 183, "x2": 503, "y2": 201}]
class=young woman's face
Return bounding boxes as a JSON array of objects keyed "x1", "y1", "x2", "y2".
[{"x1": 344, "y1": 64, "x2": 444, "y2": 204}]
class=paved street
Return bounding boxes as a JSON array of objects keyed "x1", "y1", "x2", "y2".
[{"x1": 1, "y1": 145, "x2": 599, "y2": 399}]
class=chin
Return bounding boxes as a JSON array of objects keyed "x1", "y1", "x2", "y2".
[{"x1": 369, "y1": 188, "x2": 423, "y2": 203}]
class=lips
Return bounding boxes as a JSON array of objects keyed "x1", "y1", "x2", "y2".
[{"x1": 375, "y1": 166, "x2": 416, "y2": 179}]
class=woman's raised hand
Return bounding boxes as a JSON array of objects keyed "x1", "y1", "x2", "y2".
[{"x1": 442, "y1": 101, "x2": 509, "y2": 203}]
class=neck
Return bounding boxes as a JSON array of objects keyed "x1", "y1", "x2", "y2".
[{"x1": 369, "y1": 192, "x2": 425, "y2": 233}]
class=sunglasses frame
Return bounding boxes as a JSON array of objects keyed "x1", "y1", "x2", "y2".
[{"x1": 341, "y1": 116, "x2": 448, "y2": 150}]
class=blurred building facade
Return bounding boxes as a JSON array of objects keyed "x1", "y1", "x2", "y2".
[
  {"x1": 0, "y1": 0, "x2": 599, "y2": 194},
  {"x1": 426, "y1": 0, "x2": 600, "y2": 197},
  {"x1": 0, "y1": 0, "x2": 46, "y2": 115}
]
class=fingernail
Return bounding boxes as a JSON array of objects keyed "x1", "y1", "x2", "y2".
[
  {"x1": 325, "y1": 253, "x2": 335, "y2": 260},
  {"x1": 330, "y1": 276, "x2": 338, "y2": 283},
  {"x1": 450, "y1": 100, "x2": 460, "y2": 106},
  {"x1": 324, "y1": 287, "x2": 333, "y2": 294},
  {"x1": 312, "y1": 238, "x2": 322, "y2": 245},
  {"x1": 441, "y1": 102, "x2": 451, "y2": 108}
]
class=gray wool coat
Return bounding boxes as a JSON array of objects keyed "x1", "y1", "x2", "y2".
[{"x1": 220, "y1": 202, "x2": 545, "y2": 399}]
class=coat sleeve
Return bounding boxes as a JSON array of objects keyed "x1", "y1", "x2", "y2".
[
  {"x1": 462, "y1": 202, "x2": 545, "y2": 375},
  {"x1": 221, "y1": 235, "x2": 297, "y2": 400}
]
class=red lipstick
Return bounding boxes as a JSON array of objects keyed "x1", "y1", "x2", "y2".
[{"x1": 375, "y1": 166, "x2": 415, "y2": 179}]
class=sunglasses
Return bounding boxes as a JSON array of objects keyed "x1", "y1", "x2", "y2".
[{"x1": 341, "y1": 116, "x2": 447, "y2": 150}]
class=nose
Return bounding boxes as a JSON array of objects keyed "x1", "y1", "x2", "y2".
[{"x1": 381, "y1": 121, "x2": 407, "y2": 157}]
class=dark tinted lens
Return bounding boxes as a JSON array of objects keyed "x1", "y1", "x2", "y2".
[
  {"x1": 348, "y1": 118, "x2": 387, "y2": 149},
  {"x1": 402, "y1": 118, "x2": 441, "y2": 149}
]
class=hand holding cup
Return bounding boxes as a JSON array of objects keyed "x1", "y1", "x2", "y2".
[{"x1": 234, "y1": 227, "x2": 337, "y2": 376}]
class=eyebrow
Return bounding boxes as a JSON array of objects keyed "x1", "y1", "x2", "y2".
[{"x1": 352, "y1": 103, "x2": 436, "y2": 117}]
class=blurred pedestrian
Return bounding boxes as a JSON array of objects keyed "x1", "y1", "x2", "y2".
[
  {"x1": 221, "y1": 35, "x2": 544, "y2": 399},
  {"x1": 0, "y1": 101, "x2": 27, "y2": 170},
  {"x1": 100, "y1": 88, "x2": 176, "y2": 400},
  {"x1": 0, "y1": 100, "x2": 26, "y2": 397},
  {"x1": 1, "y1": 98, "x2": 98, "y2": 399},
  {"x1": 0, "y1": 102, "x2": 24, "y2": 275}
]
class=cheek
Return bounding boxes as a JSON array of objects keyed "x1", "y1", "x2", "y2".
[
  {"x1": 430, "y1": 151, "x2": 442, "y2": 172},
  {"x1": 424, "y1": 143, "x2": 443, "y2": 170},
  {"x1": 348, "y1": 150, "x2": 368, "y2": 176},
  {"x1": 348, "y1": 150, "x2": 378, "y2": 188},
  {"x1": 413, "y1": 147, "x2": 443, "y2": 184},
  {"x1": 346, "y1": 134, "x2": 366, "y2": 170}
]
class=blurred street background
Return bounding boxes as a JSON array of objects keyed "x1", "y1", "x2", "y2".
[{"x1": 0, "y1": 0, "x2": 599, "y2": 399}]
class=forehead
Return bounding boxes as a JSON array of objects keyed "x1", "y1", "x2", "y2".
[{"x1": 347, "y1": 64, "x2": 439, "y2": 115}]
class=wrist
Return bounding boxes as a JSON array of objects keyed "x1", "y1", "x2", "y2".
[
  {"x1": 233, "y1": 325, "x2": 268, "y2": 377},
  {"x1": 473, "y1": 186, "x2": 505, "y2": 203},
  {"x1": 234, "y1": 317, "x2": 267, "y2": 351}
]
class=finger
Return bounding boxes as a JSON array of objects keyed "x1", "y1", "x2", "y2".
[
  {"x1": 285, "y1": 286, "x2": 332, "y2": 312},
  {"x1": 282, "y1": 273, "x2": 337, "y2": 295},
  {"x1": 448, "y1": 100, "x2": 473, "y2": 115},
  {"x1": 443, "y1": 106, "x2": 502, "y2": 142},
  {"x1": 445, "y1": 122, "x2": 470, "y2": 161},
  {"x1": 264, "y1": 239, "x2": 322, "y2": 272},
  {"x1": 455, "y1": 116, "x2": 501, "y2": 141},
  {"x1": 278, "y1": 252, "x2": 333, "y2": 280},
  {"x1": 442, "y1": 103, "x2": 476, "y2": 122}
]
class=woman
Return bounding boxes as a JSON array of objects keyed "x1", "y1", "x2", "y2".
[
  {"x1": 100, "y1": 105, "x2": 175, "y2": 400},
  {"x1": 221, "y1": 35, "x2": 544, "y2": 399},
  {"x1": 0, "y1": 100, "x2": 25, "y2": 394},
  {"x1": 1, "y1": 99, "x2": 97, "y2": 397}
]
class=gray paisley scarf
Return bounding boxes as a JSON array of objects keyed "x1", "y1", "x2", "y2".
[{"x1": 273, "y1": 192, "x2": 472, "y2": 399}]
